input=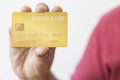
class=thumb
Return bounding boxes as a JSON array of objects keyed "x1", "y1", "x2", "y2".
[
  {"x1": 34, "y1": 47, "x2": 55, "y2": 63},
  {"x1": 32, "y1": 46, "x2": 55, "y2": 67},
  {"x1": 35, "y1": 47, "x2": 49, "y2": 57}
]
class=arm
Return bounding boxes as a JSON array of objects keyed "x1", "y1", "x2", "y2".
[
  {"x1": 72, "y1": 6, "x2": 120, "y2": 80},
  {"x1": 10, "y1": 3, "x2": 63, "y2": 80}
]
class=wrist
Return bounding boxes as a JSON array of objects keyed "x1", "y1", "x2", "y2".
[
  {"x1": 19, "y1": 77, "x2": 28, "y2": 80},
  {"x1": 19, "y1": 72, "x2": 55, "y2": 80},
  {"x1": 47, "y1": 72, "x2": 56, "y2": 80}
]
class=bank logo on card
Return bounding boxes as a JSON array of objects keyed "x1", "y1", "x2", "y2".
[{"x1": 15, "y1": 23, "x2": 24, "y2": 31}]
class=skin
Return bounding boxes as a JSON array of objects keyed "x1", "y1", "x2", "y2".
[{"x1": 10, "y1": 3, "x2": 63, "y2": 80}]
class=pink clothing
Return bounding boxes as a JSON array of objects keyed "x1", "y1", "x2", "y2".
[{"x1": 71, "y1": 6, "x2": 120, "y2": 80}]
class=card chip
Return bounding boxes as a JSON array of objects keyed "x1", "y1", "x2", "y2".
[{"x1": 15, "y1": 23, "x2": 24, "y2": 31}]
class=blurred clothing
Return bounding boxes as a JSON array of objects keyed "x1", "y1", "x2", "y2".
[{"x1": 72, "y1": 6, "x2": 120, "y2": 80}]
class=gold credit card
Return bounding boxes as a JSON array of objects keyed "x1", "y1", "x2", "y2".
[{"x1": 11, "y1": 12, "x2": 68, "y2": 47}]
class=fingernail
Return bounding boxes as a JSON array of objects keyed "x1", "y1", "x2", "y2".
[
  {"x1": 52, "y1": 6, "x2": 62, "y2": 12},
  {"x1": 21, "y1": 6, "x2": 31, "y2": 12},
  {"x1": 36, "y1": 4, "x2": 48, "y2": 12}
]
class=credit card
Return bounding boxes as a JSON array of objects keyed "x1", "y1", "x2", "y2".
[{"x1": 11, "y1": 12, "x2": 68, "y2": 47}]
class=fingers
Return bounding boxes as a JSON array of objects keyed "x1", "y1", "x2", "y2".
[
  {"x1": 52, "y1": 6, "x2": 63, "y2": 12},
  {"x1": 21, "y1": 6, "x2": 32, "y2": 12},
  {"x1": 35, "y1": 3, "x2": 49, "y2": 12},
  {"x1": 9, "y1": 27, "x2": 11, "y2": 40}
]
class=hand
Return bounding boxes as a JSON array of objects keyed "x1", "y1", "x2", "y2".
[{"x1": 9, "y1": 3, "x2": 63, "y2": 80}]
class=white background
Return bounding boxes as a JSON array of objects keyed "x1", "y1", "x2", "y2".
[{"x1": 0, "y1": 0, "x2": 120, "y2": 80}]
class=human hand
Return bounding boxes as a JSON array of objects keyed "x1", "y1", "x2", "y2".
[{"x1": 9, "y1": 3, "x2": 63, "y2": 80}]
